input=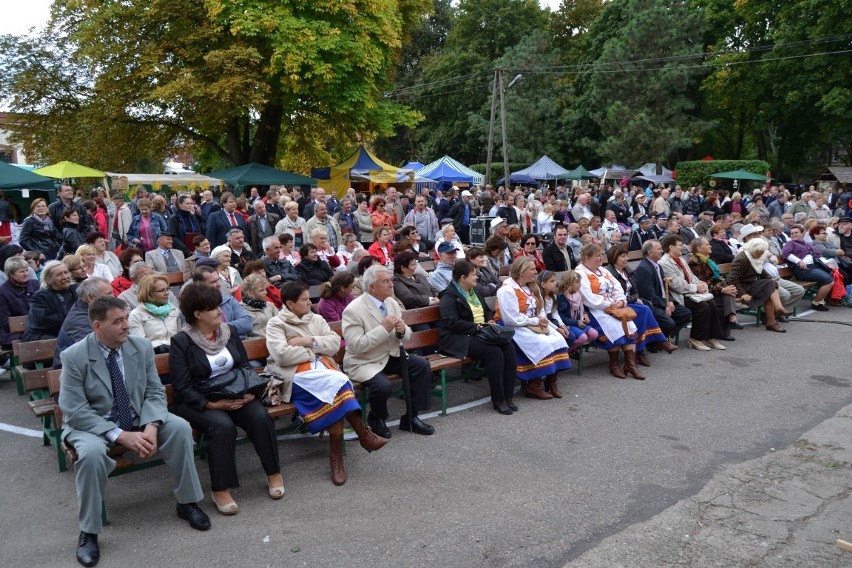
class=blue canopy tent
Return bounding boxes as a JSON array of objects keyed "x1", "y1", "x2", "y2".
[
  {"x1": 402, "y1": 161, "x2": 425, "y2": 171},
  {"x1": 513, "y1": 155, "x2": 570, "y2": 181},
  {"x1": 416, "y1": 155, "x2": 483, "y2": 186},
  {"x1": 496, "y1": 173, "x2": 538, "y2": 186}
]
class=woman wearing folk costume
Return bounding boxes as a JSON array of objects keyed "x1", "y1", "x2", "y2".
[
  {"x1": 576, "y1": 243, "x2": 659, "y2": 380},
  {"x1": 265, "y1": 281, "x2": 387, "y2": 486},
  {"x1": 494, "y1": 257, "x2": 571, "y2": 400}
]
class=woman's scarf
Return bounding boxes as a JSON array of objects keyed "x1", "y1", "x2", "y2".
[
  {"x1": 178, "y1": 211, "x2": 198, "y2": 233},
  {"x1": 144, "y1": 301, "x2": 173, "y2": 319},
  {"x1": 695, "y1": 253, "x2": 720, "y2": 279},
  {"x1": 243, "y1": 296, "x2": 267, "y2": 310},
  {"x1": 452, "y1": 280, "x2": 481, "y2": 307},
  {"x1": 32, "y1": 214, "x2": 53, "y2": 232},
  {"x1": 182, "y1": 321, "x2": 230, "y2": 355}
]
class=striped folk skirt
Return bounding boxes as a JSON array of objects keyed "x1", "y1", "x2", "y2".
[
  {"x1": 587, "y1": 302, "x2": 666, "y2": 351},
  {"x1": 291, "y1": 383, "x2": 361, "y2": 434}
]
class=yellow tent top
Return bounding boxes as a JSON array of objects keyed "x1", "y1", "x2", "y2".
[{"x1": 311, "y1": 145, "x2": 414, "y2": 198}]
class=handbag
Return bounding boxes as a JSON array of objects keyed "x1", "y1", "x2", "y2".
[
  {"x1": 475, "y1": 324, "x2": 514, "y2": 346},
  {"x1": 686, "y1": 292, "x2": 715, "y2": 303},
  {"x1": 198, "y1": 366, "x2": 268, "y2": 401},
  {"x1": 604, "y1": 305, "x2": 637, "y2": 336},
  {"x1": 258, "y1": 372, "x2": 285, "y2": 407},
  {"x1": 525, "y1": 325, "x2": 550, "y2": 335}
]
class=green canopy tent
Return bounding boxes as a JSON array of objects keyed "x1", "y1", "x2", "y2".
[
  {"x1": 557, "y1": 165, "x2": 597, "y2": 181},
  {"x1": 208, "y1": 163, "x2": 316, "y2": 190},
  {"x1": 32, "y1": 160, "x2": 105, "y2": 179},
  {"x1": 709, "y1": 169, "x2": 768, "y2": 181},
  {"x1": 0, "y1": 161, "x2": 56, "y2": 190}
]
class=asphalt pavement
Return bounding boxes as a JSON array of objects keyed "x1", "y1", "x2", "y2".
[{"x1": 0, "y1": 306, "x2": 849, "y2": 568}]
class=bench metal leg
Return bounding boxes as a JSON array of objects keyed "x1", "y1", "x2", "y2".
[
  {"x1": 101, "y1": 501, "x2": 110, "y2": 527},
  {"x1": 439, "y1": 370, "x2": 448, "y2": 416}
]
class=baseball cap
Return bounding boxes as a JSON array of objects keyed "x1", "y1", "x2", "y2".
[{"x1": 437, "y1": 242, "x2": 458, "y2": 254}]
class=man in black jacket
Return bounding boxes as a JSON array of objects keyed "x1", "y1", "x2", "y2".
[
  {"x1": 632, "y1": 239, "x2": 690, "y2": 346},
  {"x1": 628, "y1": 215, "x2": 655, "y2": 251},
  {"x1": 261, "y1": 236, "x2": 299, "y2": 288},
  {"x1": 542, "y1": 225, "x2": 575, "y2": 271},
  {"x1": 448, "y1": 190, "x2": 473, "y2": 245},
  {"x1": 49, "y1": 184, "x2": 91, "y2": 239}
]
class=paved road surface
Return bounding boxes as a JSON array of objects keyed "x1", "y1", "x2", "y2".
[{"x1": 0, "y1": 308, "x2": 849, "y2": 567}]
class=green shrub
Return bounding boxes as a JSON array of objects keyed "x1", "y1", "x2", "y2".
[{"x1": 674, "y1": 160, "x2": 771, "y2": 188}]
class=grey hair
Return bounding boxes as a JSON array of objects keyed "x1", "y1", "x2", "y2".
[
  {"x1": 40, "y1": 260, "x2": 66, "y2": 289},
  {"x1": 362, "y1": 264, "x2": 389, "y2": 293},
  {"x1": 441, "y1": 224, "x2": 455, "y2": 236},
  {"x1": 242, "y1": 273, "x2": 269, "y2": 298},
  {"x1": 5, "y1": 256, "x2": 28, "y2": 277},
  {"x1": 769, "y1": 219, "x2": 785, "y2": 231},
  {"x1": 76, "y1": 276, "x2": 111, "y2": 302},
  {"x1": 641, "y1": 239, "x2": 659, "y2": 257},
  {"x1": 341, "y1": 233, "x2": 357, "y2": 244},
  {"x1": 351, "y1": 248, "x2": 368, "y2": 263},
  {"x1": 262, "y1": 236, "x2": 279, "y2": 251},
  {"x1": 128, "y1": 261, "x2": 151, "y2": 280},
  {"x1": 226, "y1": 228, "x2": 244, "y2": 238},
  {"x1": 742, "y1": 237, "x2": 768, "y2": 256},
  {"x1": 310, "y1": 227, "x2": 328, "y2": 239}
]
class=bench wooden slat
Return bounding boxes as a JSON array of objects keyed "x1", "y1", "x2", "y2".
[
  {"x1": 17, "y1": 339, "x2": 57, "y2": 365},
  {"x1": 401, "y1": 306, "x2": 441, "y2": 327},
  {"x1": 9, "y1": 315, "x2": 27, "y2": 334}
]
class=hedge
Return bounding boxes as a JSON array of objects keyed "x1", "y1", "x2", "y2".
[{"x1": 674, "y1": 160, "x2": 771, "y2": 188}]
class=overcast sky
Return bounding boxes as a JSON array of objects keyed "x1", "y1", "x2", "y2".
[{"x1": 1, "y1": 0, "x2": 563, "y2": 36}]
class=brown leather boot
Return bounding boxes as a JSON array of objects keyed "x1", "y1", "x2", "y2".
[
  {"x1": 523, "y1": 379, "x2": 553, "y2": 399},
  {"x1": 622, "y1": 350, "x2": 646, "y2": 380},
  {"x1": 329, "y1": 433, "x2": 347, "y2": 486},
  {"x1": 654, "y1": 340, "x2": 678, "y2": 353},
  {"x1": 608, "y1": 350, "x2": 626, "y2": 379},
  {"x1": 346, "y1": 412, "x2": 388, "y2": 453},
  {"x1": 544, "y1": 374, "x2": 562, "y2": 398},
  {"x1": 635, "y1": 351, "x2": 652, "y2": 367}
]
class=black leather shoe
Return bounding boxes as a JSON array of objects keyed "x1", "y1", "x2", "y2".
[
  {"x1": 506, "y1": 400, "x2": 519, "y2": 412},
  {"x1": 811, "y1": 303, "x2": 829, "y2": 312},
  {"x1": 399, "y1": 415, "x2": 435, "y2": 435},
  {"x1": 176, "y1": 502, "x2": 211, "y2": 531},
  {"x1": 367, "y1": 413, "x2": 392, "y2": 439},
  {"x1": 493, "y1": 402, "x2": 513, "y2": 415},
  {"x1": 76, "y1": 532, "x2": 99, "y2": 567},
  {"x1": 718, "y1": 335, "x2": 736, "y2": 341}
]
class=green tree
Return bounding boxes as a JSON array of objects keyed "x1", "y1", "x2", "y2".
[
  {"x1": 576, "y1": 0, "x2": 711, "y2": 168},
  {"x1": 0, "y1": 0, "x2": 428, "y2": 170},
  {"x1": 699, "y1": 0, "x2": 852, "y2": 178},
  {"x1": 407, "y1": 0, "x2": 549, "y2": 164}
]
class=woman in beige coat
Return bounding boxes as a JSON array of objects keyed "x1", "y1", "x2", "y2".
[
  {"x1": 265, "y1": 281, "x2": 388, "y2": 486},
  {"x1": 128, "y1": 274, "x2": 182, "y2": 353}
]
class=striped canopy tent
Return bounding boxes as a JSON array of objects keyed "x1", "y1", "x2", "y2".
[
  {"x1": 311, "y1": 145, "x2": 414, "y2": 198},
  {"x1": 513, "y1": 155, "x2": 570, "y2": 181},
  {"x1": 416, "y1": 155, "x2": 483, "y2": 186}
]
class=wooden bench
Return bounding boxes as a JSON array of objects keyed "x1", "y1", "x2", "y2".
[
  {"x1": 38, "y1": 338, "x2": 300, "y2": 474},
  {"x1": 8, "y1": 315, "x2": 29, "y2": 395},
  {"x1": 331, "y1": 306, "x2": 480, "y2": 417}
]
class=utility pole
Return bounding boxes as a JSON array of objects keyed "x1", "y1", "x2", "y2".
[
  {"x1": 499, "y1": 69, "x2": 510, "y2": 188},
  {"x1": 485, "y1": 69, "x2": 499, "y2": 186}
]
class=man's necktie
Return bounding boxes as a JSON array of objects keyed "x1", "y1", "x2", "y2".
[
  {"x1": 379, "y1": 303, "x2": 387, "y2": 317},
  {"x1": 107, "y1": 349, "x2": 134, "y2": 431},
  {"x1": 229, "y1": 213, "x2": 237, "y2": 227},
  {"x1": 164, "y1": 249, "x2": 179, "y2": 272}
]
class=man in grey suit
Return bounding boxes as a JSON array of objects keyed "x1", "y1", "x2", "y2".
[
  {"x1": 144, "y1": 232, "x2": 186, "y2": 273},
  {"x1": 58, "y1": 296, "x2": 209, "y2": 567},
  {"x1": 342, "y1": 266, "x2": 435, "y2": 439}
]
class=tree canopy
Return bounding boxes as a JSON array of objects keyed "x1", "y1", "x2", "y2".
[{"x1": 0, "y1": 0, "x2": 847, "y2": 181}]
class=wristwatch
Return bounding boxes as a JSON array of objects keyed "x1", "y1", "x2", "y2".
[{"x1": 311, "y1": 338, "x2": 318, "y2": 351}]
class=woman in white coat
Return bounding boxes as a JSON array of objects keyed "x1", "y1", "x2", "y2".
[{"x1": 265, "y1": 281, "x2": 387, "y2": 486}]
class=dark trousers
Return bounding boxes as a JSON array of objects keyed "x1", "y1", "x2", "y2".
[
  {"x1": 363, "y1": 354, "x2": 431, "y2": 420},
  {"x1": 684, "y1": 297, "x2": 723, "y2": 340},
  {"x1": 651, "y1": 303, "x2": 691, "y2": 339},
  {"x1": 175, "y1": 399, "x2": 279, "y2": 492},
  {"x1": 466, "y1": 336, "x2": 517, "y2": 404},
  {"x1": 459, "y1": 225, "x2": 470, "y2": 245}
]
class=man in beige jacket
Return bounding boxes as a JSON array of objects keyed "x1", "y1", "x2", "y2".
[{"x1": 341, "y1": 265, "x2": 435, "y2": 438}]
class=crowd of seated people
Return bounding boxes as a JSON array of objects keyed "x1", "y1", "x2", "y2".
[{"x1": 9, "y1": 182, "x2": 851, "y2": 567}]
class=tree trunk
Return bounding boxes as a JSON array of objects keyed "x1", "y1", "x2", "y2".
[
  {"x1": 226, "y1": 118, "x2": 246, "y2": 166},
  {"x1": 249, "y1": 101, "x2": 285, "y2": 166},
  {"x1": 756, "y1": 131, "x2": 767, "y2": 162}
]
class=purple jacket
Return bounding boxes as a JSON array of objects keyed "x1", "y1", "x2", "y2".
[
  {"x1": 781, "y1": 239, "x2": 821, "y2": 266},
  {"x1": 317, "y1": 294, "x2": 353, "y2": 323}
]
